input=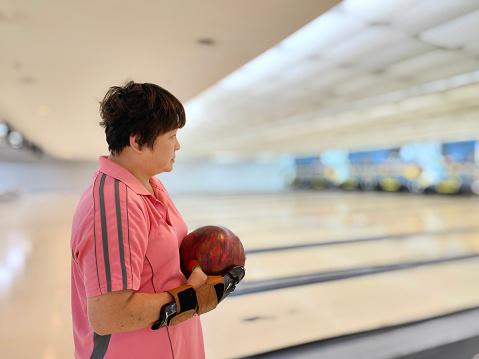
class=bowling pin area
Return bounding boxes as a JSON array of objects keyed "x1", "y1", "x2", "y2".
[{"x1": 1, "y1": 189, "x2": 479, "y2": 358}]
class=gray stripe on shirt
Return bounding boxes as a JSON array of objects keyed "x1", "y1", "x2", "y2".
[
  {"x1": 114, "y1": 179, "x2": 128, "y2": 289},
  {"x1": 99, "y1": 173, "x2": 112, "y2": 292}
]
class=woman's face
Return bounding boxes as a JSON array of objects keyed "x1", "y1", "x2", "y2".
[{"x1": 144, "y1": 129, "x2": 181, "y2": 175}]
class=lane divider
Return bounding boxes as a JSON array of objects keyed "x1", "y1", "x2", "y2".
[
  {"x1": 232, "y1": 254, "x2": 479, "y2": 296},
  {"x1": 245, "y1": 226, "x2": 479, "y2": 254}
]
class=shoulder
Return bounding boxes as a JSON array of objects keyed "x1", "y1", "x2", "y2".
[{"x1": 91, "y1": 172, "x2": 147, "y2": 211}]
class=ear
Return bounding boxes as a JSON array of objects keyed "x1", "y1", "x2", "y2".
[{"x1": 129, "y1": 134, "x2": 143, "y2": 154}]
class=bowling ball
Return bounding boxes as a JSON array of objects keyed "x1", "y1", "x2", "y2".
[{"x1": 180, "y1": 225, "x2": 245, "y2": 277}]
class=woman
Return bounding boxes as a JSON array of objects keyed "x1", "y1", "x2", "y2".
[{"x1": 70, "y1": 81, "x2": 242, "y2": 358}]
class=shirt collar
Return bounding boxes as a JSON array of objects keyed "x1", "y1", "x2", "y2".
[{"x1": 98, "y1": 156, "x2": 151, "y2": 196}]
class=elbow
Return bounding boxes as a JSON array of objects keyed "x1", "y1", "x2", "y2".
[
  {"x1": 87, "y1": 301, "x2": 117, "y2": 335},
  {"x1": 88, "y1": 314, "x2": 113, "y2": 336},
  {"x1": 87, "y1": 290, "x2": 135, "y2": 335}
]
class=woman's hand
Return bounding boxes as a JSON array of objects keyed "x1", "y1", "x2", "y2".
[{"x1": 186, "y1": 266, "x2": 208, "y2": 289}]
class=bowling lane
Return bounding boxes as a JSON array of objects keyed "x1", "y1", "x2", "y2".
[
  {"x1": 174, "y1": 191, "x2": 479, "y2": 358},
  {"x1": 175, "y1": 191, "x2": 479, "y2": 282},
  {"x1": 242, "y1": 230, "x2": 479, "y2": 281},
  {"x1": 201, "y1": 258, "x2": 479, "y2": 359},
  {"x1": 174, "y1": 191, "x2": 479, "y2": 251}
]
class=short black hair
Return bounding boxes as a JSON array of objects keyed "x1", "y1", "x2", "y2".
[{"x1": 99, "y1": 81, "x2": 185, "y2": 155}]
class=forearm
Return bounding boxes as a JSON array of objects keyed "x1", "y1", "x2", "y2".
[{"x1": 88, "y1": 290, "x2": 174, "y2": 335}]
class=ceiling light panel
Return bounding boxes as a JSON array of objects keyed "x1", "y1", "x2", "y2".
[
  {"x1": 275, "y1": 58, "x2": 336, "y2": 87},
  {"x1": 445, "y1": 83, "x2": 479, "y2": 103},
  {"x1": 184, "y1": 96, "x2": 220, "y2": 129},
  {"x1": 340, "y1": 0, "x2": 418, "y2": 22},
  {"x1": 465, "y1": 42, "x2": 479, "y2": 56},
  {"x1": 214, "y1": 47, "x2": 294, "y2": 93},
  {"x1": 399, "y1": 93, "x2": 448, "y2": 114},
  {"x1": 415, "y1": 58, "x2": 479, "y2": 84},
  {"x1": 306, "y1": 67, "x2": 360, "y2": 92},
  {"x1": 447, "y1": 72, "x2": 479, "y2": 89},
  {"x1": 324, "y1": 25, "x2": 408, "y2": 61},
  {"x1": 248, "y1": 81, "x2": 285, "y2": 99},
  {"x1": 393, "y1": 0, "x2": 479, "y2": 34},
  {"x1": 349, "y1": 80, "x2": 410, "y2": 100},
  {"x1": 361, "y1": 103, "x2": 397, "y2": 120},
  {"x1": 355, "y1": 37, "x2": 433, "y2": 71},
  {"x1": 419, "y1": 9, "x2": 479, "y2": 49},
  {"x1": 386, "y1": 49, "x2": 467, "y2": 78},
  {"x1": 333, "y1": 73, "x2": 386, "y2": 96},
  {"x1": 279, "y1": 9, "x2": 366, "y2": 59},
  {"x1": 279, "y1": 63, "x2": 358, "y2": 94}
]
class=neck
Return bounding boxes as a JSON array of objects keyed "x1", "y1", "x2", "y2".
[{"x1": 108, "y1": 153, "x2": 154, "y2": 195}]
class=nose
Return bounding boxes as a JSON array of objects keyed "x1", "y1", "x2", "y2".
[{"x1": 175, "y1": 137, "x2": 180, "y2": 151}]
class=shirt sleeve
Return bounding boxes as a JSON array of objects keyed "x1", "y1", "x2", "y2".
[{"x1": 79, "y1": 173, "x2": 149, "y2": 297}]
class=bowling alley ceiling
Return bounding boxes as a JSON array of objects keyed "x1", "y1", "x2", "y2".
[{"x1": 2, "y1": 0, "x2": 479, "y2": 162}]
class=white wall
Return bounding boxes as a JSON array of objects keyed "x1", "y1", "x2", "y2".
[
  {"x1": 159, "y1": 160, "x2": 289, "y2": 194},
  {"x1": 0, "y1": 158, "x2": 290, "y2": 195}
]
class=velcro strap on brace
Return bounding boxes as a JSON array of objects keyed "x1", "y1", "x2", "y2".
[
  {"x1": 196, "y1": 276, "x2": 225, "y2": 315},
  {"x1": 166, "y1": 285, "x2": 197, "y2": 326}
]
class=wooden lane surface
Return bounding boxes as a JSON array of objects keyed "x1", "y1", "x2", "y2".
[
  {"x1": 0, "y1": 190, "x2": 478, "y2": 358},
  {"x1": 175, "y1": 191, "x2": 479, "y2": 282},
  {"x1": 173, "y1": 191, "x2": 479, "y2": 251},
  {"x1": 201, "y1": 259, "x2": 479, "y2": 359},
  {"x1": 175, "y1": 191, "x2": 479, "y2": 358},
  {"x1": 241, "y1": 230, "x2": 479, "y2": 281}
]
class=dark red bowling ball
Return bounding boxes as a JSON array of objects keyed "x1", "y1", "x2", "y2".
[{"x1": 180, "y1": 225, "x2": 246, "y2": 277}]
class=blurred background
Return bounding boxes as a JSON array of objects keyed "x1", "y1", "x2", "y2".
[{"x1": 1, "y1": 0, "x2": 479, "y2": 358}]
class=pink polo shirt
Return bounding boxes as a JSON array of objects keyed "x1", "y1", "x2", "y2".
[{"x1": 71, "y1": 156, "x2": 205, "y2": 359}]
